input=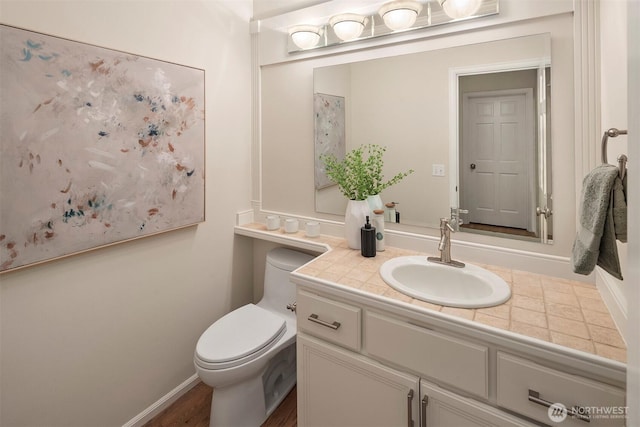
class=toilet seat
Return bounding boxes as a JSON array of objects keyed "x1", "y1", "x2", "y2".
[{"x1": 195, "y1": 304, "x2": 286, "y2": 370}]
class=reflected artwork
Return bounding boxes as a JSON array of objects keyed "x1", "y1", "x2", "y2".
[{"x1": 314, "y1": 93, "x2": 345, "y2": 190}]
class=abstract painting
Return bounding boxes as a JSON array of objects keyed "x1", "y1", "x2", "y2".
[
  {"x1": 314, "y1": 93, "x2": 345, "y2": 190},
  {"x1": 0, "y1": 25, "x2": 205, "y2": 273}
]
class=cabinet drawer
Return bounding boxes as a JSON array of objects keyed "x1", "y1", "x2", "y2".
[
  {"x1": 497, "y1": 352, "x2": 625, "y2": 426},
  {"x1": 296, "y1": 290, "x2": 361, "y2": 351},
  {"x1": 365, "y1": 311, "x2": 489, "y2": 398}
]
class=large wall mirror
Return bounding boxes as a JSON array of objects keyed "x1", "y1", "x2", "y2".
[{"x1": 314, "y1": 33, "x2": 553, "y2": 244}]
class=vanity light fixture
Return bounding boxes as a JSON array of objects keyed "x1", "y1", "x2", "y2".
[
  {"x1": 289, "y1": 25, "x2": 323, "y2": 49},
  {"x1": 378, "y1": 1, "x2": 423, "y2": 31},
  {"x1": 329, "y1": 13, "x2": 367, "y2": 41},
  {"x1": 286, "y1": 0, "x2": 498, "y2": 53},
  {"x1": 437, "y1": 0, "x2": 482, "y2": 19}
]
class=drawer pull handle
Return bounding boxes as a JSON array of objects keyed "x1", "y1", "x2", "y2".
[
  {"x1": 308, "y1": 313, "x2": 341, "y2": 330},
  {"x1": 421, "y1": 395, "x2": 428, "y2": 427},
  {"x1": 528, "y1": 389, "x2": 590, "y2": 423},
  {"x1": 407, "y1": 389, "x2": 414, "y2": 427}
]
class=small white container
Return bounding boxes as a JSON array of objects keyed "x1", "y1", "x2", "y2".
[
  {"x1": 266, "y1": 215, "x2": 280, "y2": 231},
  {"x1": 385, "y1": 202, "x2": 396, "y2": 223},
  {"x1": 284, "y1": 218, "x2": 299, "y2": 233},
  {"x1": 305, "y1": 221, "x2": 320, "y2": 237},
  {"x1": 372, "y1": 209, "x2": 385, "y2": 251}
]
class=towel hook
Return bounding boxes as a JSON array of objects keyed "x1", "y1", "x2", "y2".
[
  {"x1": 601, "y1": 127, "x2": 628, "y2": 164},
  {"x1": 601, "y1": 127, "x2": 628, "y2": 179}
]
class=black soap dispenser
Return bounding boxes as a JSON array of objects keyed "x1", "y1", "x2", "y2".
[{"x1": 361, "y1": 216, "x2": 376, "y2": 258}]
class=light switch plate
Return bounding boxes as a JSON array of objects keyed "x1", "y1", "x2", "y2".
[{"x1": 432, "y1": 164, "x2": 445, "y2": 177}]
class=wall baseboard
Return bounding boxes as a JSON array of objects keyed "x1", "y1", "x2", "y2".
[
  {"x1": 595, "y1": 267, "x2": 628, "y2": 342},
  {"x1": 122, "y1": 373, "x2": 201, "y2": 427}
]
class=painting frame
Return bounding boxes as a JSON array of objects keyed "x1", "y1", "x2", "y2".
[
  {"x1": 314, "y1": 93, "x2": 346, "y2": 190},
  {"x1": 0, "y1": 24, "x2": 206, "y2": 273}
]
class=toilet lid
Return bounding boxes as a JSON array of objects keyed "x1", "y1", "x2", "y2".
[{"x1": 195, "y1": 304, "x2": 286, "y2": 365}]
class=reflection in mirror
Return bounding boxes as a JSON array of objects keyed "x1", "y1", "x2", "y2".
[
  {"x1": 455, "y1": 66, "x2": 553, "y2": 243},
  {"x1": 314, "y1": 34, "x2": 553, "y2": 244}
]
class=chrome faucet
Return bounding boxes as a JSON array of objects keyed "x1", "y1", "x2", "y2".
[
  {"x1": 428, "y1": 218, "x2": 465, "y2": 268},
  {"x1": 449, "y1": 207, "x2": 469, "y2": 231}
]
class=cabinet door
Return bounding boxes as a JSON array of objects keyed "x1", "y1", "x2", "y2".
[
  {"x1": 298, "y1": 333, "x2": 419, "y2": 427},
  {"x1": 420, "y1": 380, "x2": 535, "y2": 427}
]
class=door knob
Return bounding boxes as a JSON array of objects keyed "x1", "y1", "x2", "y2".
[
  {"x1": 470, "y1": 163, "x2": 476, "y2": 169},
  {"x1": 536, "y1": 206, "x2": 552, "y2": 218}
]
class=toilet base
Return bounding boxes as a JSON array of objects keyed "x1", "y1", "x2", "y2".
[
  {"x1": 210, "y1": 374, "x2": 266, "y2": 426},
  {"x1": 208, "y1": 343, "x2": 297, "y2": 427}
]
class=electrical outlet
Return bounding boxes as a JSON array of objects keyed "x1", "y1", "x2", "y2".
[{"x1": 432, "y1": 164, "x2": 445, "y2": 177}]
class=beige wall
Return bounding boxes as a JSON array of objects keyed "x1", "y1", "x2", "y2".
[
  {"x1": 253, "y1": 0, "x2": 328, "y2": 20},
  {"x1": 349, "y1": 38, "x2": 545, "y2": 228},
  {"x1": 0, "y1": 1, "x2": 253, "y2": 425},
  {"x1": 599, "y1": 0, "x2": 629, "y2": 308}
]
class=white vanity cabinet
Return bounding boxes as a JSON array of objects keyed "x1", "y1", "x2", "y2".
[
  {"x1": 297, "y1": 334, "x2": 420, "y2": 426},
  {"x1": 295, "y1": 286, "x2": 626, "y2": 427}
]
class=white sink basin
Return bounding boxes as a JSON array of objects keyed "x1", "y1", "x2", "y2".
[{"x1": 379, "y1": 256, "x2": 511, "y2": 308}]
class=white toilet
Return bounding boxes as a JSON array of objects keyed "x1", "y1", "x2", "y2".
[{"x1": 194, "y1": 247, "x2": 314, "y2": 426}]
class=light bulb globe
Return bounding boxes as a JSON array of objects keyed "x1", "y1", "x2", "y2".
[
  {"x1": 329, "y1": 14, "x2": 367, "y2": 41},
  {"x1": 379, "y1": 1, "x2": 423, "y2": 31},
  {"x1": 289, "y1": 25, "x2": 322, "y2": 49},
  {"x1": 438, "y1": 0, "x2": 482, "y2": 19}
]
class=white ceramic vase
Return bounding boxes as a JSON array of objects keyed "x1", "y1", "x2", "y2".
[
  {"x1": 345, "y1": 199, "x2": 371, "y2": 249},
  {"x1": 366, "y1": 194, "x2": 384, "y2": 212}
]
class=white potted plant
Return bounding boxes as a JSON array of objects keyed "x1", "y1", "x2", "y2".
[{"x1": 321, "y1": 144, "x2": 413, "y2": 249}]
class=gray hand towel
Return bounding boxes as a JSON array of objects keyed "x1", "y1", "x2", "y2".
[
  {"x1": 614, "y1": 170, "x2": 627, "y2": 243},
  {"x1": 571, "y1": 164, "x2": 623, "y2": 278},
  {"x1": 597, "y1": 183, "x2": 623, "y2": 280}
]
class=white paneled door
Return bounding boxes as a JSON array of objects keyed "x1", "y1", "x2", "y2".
[{"x1": 461, "y1": 89, "x2": 535, "y2": 232}]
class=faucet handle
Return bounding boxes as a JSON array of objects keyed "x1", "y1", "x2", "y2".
[{"x1": 439, "y1": 217, "x2": 455, "y2": 232}]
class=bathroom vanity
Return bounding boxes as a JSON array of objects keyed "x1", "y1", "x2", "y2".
[
  {"x1": 294, "y1": 285, "x2": 624, "y2": 426},
  {"x1": 235, "y1": 224, "x2": 627, "y2": 427}
]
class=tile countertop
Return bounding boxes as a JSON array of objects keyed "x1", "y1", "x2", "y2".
[{"x1": 236, "y1": 223, "x2": 627, "y2": 364}]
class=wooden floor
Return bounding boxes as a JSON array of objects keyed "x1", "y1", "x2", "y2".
[
  {"x1": 461, "y1": 222, "x2": 537, "y2": 238},
  {"x1": 143, "y1": 381, "x2": 297, "y2": 427}
]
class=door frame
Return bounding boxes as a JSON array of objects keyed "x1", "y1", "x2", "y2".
[
  {"x1": 448, "y1": 58, "x2": 551, "y2": 237},
  {"x1": 460, "y1": 88, "x2": 536, "y2": 232}
]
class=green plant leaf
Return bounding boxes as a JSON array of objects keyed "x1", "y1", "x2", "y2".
[{"x1": 320, "y1": 144, "x2": 414, "y2": 201}]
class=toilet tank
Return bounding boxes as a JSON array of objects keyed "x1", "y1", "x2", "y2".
[{"x1": 262, "y1": 247, "x2": 315, "y2": 312}]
